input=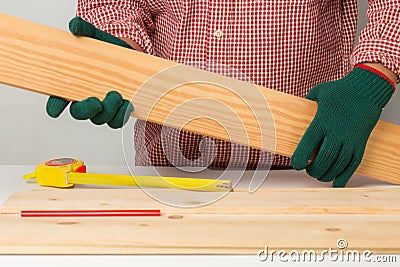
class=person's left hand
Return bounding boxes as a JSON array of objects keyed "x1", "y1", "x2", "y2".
[{"x1": 291, "y1": 65, "x2": 395, "y2": 187}]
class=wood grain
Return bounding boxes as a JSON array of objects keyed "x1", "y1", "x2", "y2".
[
  {"x1": 0, "y1": 14, "x2": 399, "y2": 184},
  {"x1": 3, "y1": 188, "x2": 400, "y2": 215},
  {"x1": 2, "y1": 189, "x2": 400, "y2": 254},
  {"x1": 0, "y1": 214, "x2": 399, "y2": 254}
]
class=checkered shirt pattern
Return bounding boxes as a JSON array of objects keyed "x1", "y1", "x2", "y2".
[{"x1": 77, "y1": 0, "x2": 400, "y2": 168}]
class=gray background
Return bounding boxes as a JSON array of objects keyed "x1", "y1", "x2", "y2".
[{"x1": 0, "y1": 0, "x2": 398, "y2": 165}]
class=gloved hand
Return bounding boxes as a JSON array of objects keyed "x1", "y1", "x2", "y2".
[
  {"x1": 46, "y1": 17, "x2": 134, "y2": 129},
  {"x1": 291, "y1": 65, "x2": 395, "y2": 187}
]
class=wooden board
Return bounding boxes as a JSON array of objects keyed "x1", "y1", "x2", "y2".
[
  {"x1": 3, "y1": 188, "x2": 400, "y2": 215},
  {"x1": 0, "y1": 214, "x2": 400, "y2": 254},
  {"x1": 1, "y1": 188, "x2": 400, "y2": 254},
  {"x1": 1, "y1": 14, "x2": 399, "y2": 184}
]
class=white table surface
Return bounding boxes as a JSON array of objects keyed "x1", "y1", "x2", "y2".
[{"x1": 0, "y1": 165, "x2": 397, "y2": 267}]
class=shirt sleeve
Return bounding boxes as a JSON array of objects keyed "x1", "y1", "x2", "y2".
[
  {"x1": 350, "y1": 0, "x2": 400, "y2": 82},
  {"x1": 77, "y1": 0, "x2": 155, "y2": 54}
]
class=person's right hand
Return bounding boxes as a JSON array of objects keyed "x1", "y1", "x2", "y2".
[{"x1": 46, "y1": 17, "x2": 135, "y2": 129}]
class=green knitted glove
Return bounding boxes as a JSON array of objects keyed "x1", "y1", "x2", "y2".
[
  {"x1": 292, "y1": 65, "x2": 395, "y2": 187},
  {"x1": 46, "y1": 17, "x2": 134, "y2": 129}
]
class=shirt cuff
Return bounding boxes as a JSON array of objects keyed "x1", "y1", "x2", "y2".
[
  {"x1": 99, "y1": 21, "x2": 154, "y2": 55},
  {"x1": 350, "y1": 39, "x2": 400, "y2": 84}
]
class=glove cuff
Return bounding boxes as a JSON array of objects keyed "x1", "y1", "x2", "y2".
[
  {"x1": 356, "y1": 64, "x2": 396, "y2": 90},
  {"x1": 345, "y1": 65, "x2": 396, "y2": 109}
]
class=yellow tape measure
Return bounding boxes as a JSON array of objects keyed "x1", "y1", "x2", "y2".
[{"x1": 24, "y1": 158, "x2": 232, "y2": 192}]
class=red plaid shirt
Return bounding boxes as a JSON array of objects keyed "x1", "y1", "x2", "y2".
[{"x1": 77, "y1": 0, "x2": 400, "y2": 167}]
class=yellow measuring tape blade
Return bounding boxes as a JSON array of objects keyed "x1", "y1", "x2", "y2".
[{"x1": 68, "y1": 172, "x2": 232, "y2": 192}]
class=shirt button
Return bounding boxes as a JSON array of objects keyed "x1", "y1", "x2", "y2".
[{"x1": 214, "y1": 29, "x2": 223, "y2": 38}]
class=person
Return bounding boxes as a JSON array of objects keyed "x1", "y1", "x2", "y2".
[{"x1": 47, "y1": 0, "x2": 399, "y2": 187}]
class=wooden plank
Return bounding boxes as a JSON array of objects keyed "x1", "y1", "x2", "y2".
[
  {"x1": 0, "y1": 214, "x2": 399, "y2": 254},
  {"x1": 0, "y1": 14, "x2": 399, "y2": 184},
  {"x1": 3, "y1": 188, "x2": 400, "y2": 215},
  {"x1": 2, "y1": 189, "x2": 400, "y2": 254}
]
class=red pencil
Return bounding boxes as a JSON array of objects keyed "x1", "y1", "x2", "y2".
[{"x1": 21, "y1": 209, "x2": 161, "y2": 217}]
